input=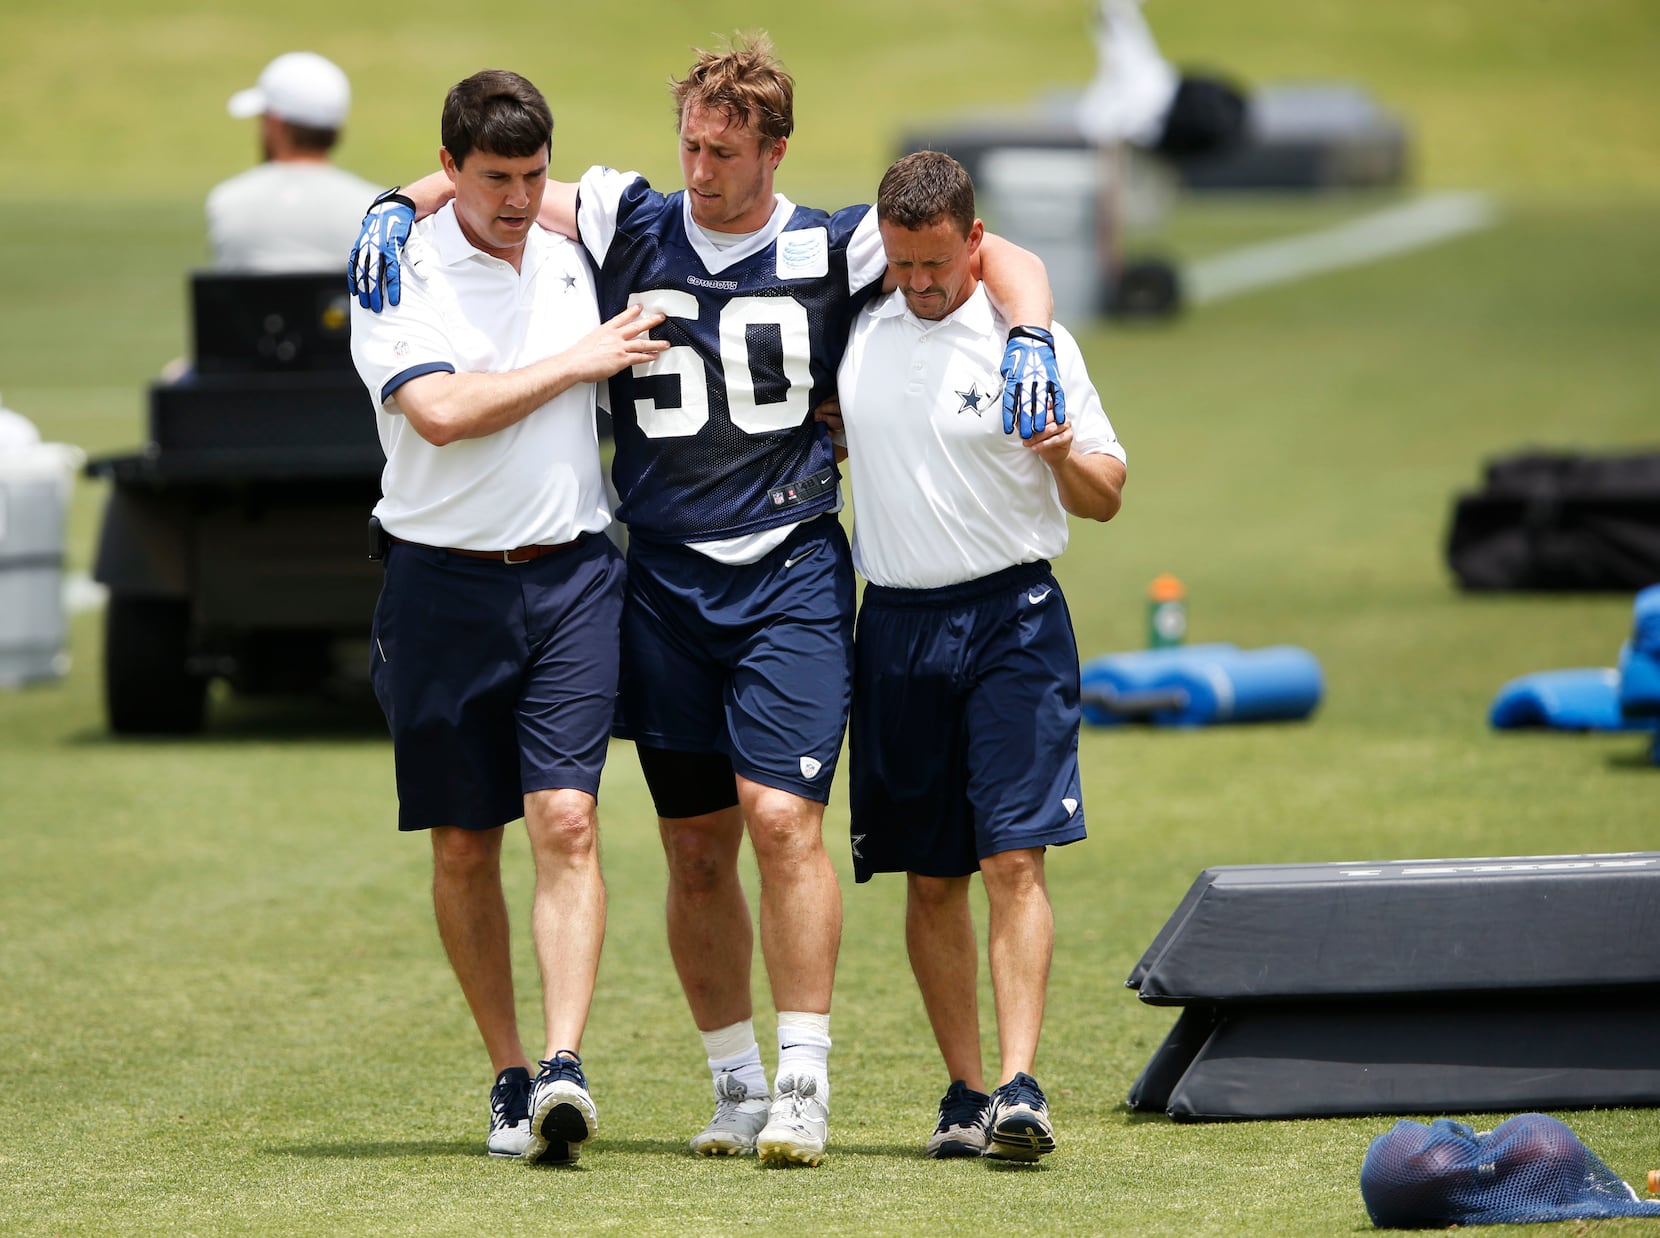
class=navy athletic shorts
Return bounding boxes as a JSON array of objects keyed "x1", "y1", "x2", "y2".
[
  {"x1": 369, "y1": 532, "x2": 624, "y2": 832},
  {"x1": 615, "y1": 515, "x2": 856, "y2": 803},
  {"x1": 848, "y1": 559, "x2": 1087, "y2": 882}
]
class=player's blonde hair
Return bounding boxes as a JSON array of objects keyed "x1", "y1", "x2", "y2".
[{"x1": 671, "y1": 32, "x2": 794, "y2": 147}]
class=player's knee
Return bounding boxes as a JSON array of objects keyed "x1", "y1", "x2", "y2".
[
  {"x1": 430, "y1": 824, "x2": 503, "y2": 879},
  {"x1": 906, "y1": 871, "x2": 967, "y2": 912},
  {"x1": 664, "y1": 841, "x2": 729, "y2": 898},
  {"x1": 744, "y1": 796, "x2": 826, "y2": 868},
  {"x1": 979, "y1": 846, "x2": 1047, "y2": 896},
  {"x1": 524, "y1": 789, "x2": 598, "y2": 860}
]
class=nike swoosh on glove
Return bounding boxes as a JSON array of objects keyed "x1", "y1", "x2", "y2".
[
  {"x1": 1000, "y1": 325, "x2": 1067, "y2": 439},
  {"x1": 349, "y1": 188, "x2": 416, "y2": 312}
]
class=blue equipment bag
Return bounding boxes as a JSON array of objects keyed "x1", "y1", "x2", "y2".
[{"x1": 1360, "y1": 1113, "x2": 1660, "y2": 1228}]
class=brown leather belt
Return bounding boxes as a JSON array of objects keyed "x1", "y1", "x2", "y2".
[{"x1": 390, "y1": 535, "x2": 580, "y2": 564}]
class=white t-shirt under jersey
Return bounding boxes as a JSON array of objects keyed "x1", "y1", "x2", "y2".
[{"x1": 836, "y1": 284, "x2": 1125, "y2": 589}]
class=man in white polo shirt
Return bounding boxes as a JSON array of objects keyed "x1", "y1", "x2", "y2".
[
  {"x1": 348, "y1": 69, "x2": 665, "y2": 1166},
  {"x1": 834, "y1": 151, "x2": 1127, "y2": 1166}
]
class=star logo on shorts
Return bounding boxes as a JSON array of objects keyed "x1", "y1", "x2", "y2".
[
  {"x1": 851, "y1": 834, "x2": 865, "y2": 859},
  {"x1": 956, "y1": 383, "x2": 987, "y2": 416}
]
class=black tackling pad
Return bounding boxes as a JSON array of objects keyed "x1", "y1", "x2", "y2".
[{"x1": 1125, "y1": 853, "x2": 1660, "y2": 1120}]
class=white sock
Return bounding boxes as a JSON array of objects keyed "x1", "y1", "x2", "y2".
[
  {"x1": 701, "y1": 1020, "x2": 769, "y2": 1099},
  {"x1": 776, "y1": 1011, "x2": 832, "y2": 1107}
]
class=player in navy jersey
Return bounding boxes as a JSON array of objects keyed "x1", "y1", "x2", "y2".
[{"x1": 350, "y1": 35, "x2": 1063, "y2": 1166}]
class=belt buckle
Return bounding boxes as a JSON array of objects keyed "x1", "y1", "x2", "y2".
[{"x1": 501, "y1": 547, "x2": 532, "y2": 564}]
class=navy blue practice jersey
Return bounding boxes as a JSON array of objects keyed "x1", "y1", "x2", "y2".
[{"x1": 577, "y1": 167, "x2": 887, "y2": 544}]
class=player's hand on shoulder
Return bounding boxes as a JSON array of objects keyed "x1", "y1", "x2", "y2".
[
  {"x1": 1000, "y1": 325, "x2": 1068, "y2": 440},
  {"x1": 570, "y1": 304, "x2": 668, "y2": 381},
  {"x1": 350, "y1": 188, "x2": 416, "y2": 313}
]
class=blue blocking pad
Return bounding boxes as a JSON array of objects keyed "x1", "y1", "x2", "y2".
[
  {"x1": 1489, "y1": 667, "x2": 1649, "y2": 731},
  {"x1": 1080, "y1": 644, "x2": 1322, "y2": 727}
]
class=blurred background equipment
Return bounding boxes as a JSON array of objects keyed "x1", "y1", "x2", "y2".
[
  {"x1": 1126, "y1": 854, "x2": 1660, "y2": 1120},
  {"x1": 0, "y1": 396, "x2": 84, "y2": 688},
  {"x1": 84, "y1": 272, "x2": 383, "y2": 734},
  {"x1": 898, "y1": 0, "x2": 1408, "y2": 322},
  {"x1": 1446, "y1": 448, "x2": 1660, "y2": 591}
]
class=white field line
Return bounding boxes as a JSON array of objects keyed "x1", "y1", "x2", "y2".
[{"x1": 1182, "y1": 191, "x2": 1497, "y2": 306}]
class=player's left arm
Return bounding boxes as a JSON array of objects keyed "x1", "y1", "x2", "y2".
[
  {"x1": 1025, "y1": 425, "x2": 1126, "y2": 521},
  {"x1": 973, "y1": 233, "x2": 1053, "y2": 328},
  {"x1": 974, "y1": 234, "x2": 1068, "y2": 442}
]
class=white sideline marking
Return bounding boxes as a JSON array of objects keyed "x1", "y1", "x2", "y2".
[
  {"x1": 1183, "y1": 191, "x2": 1497, "y2": 306},
  {"x1": 66, "y1": 572, "x2": 107, "y2": 614}
]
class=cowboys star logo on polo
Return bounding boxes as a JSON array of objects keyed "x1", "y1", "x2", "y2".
[{"x1": 956, "y1": 382, "x2": 988, "y2": 415}]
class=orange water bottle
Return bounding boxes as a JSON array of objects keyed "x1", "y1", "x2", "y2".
[{"x1": 1147, "y1": 574, "x2": 1187, "y2": 648}]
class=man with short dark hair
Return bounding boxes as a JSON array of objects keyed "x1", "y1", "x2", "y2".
[
  {"x1": 208, "y1": 52, "x2": 381, "y2": 270},
  {"x1": 836, "y1": 150, "x2": 1126, "y2": 1164},
  {"x1": 347, "y1": 68, "x2": 666, "y2": 1165}
]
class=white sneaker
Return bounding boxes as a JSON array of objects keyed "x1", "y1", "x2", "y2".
[
  {"x1": 756, "y1": 1074, "x2": 828, "y2": 1167},
  {"x1": 486, "y1": 1066, "x2": 533, "y2": 1158},
  {"x1": 524, "y1": 1053, "x2": 597, "y2": 1166},
  {"x1": 689, "y1": 1071, "x2": 771, "y2": 1156}
]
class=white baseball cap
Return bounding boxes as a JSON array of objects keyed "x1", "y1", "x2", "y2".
[{"x1": 227, "y1": 52, "x2": 351, "y2": 128}]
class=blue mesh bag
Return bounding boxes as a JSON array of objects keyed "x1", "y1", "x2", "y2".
[{"x1": 1360, "y1": 1114, "x2": 1660, "y2": 1227}]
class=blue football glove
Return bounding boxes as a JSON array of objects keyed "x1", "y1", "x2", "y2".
[
  {"x1": 1000, "y1": 324, "x2": 1067, "y2": 439},
  {"x1": 349, "y1": 188, "x2": 416, "y2": 312}
]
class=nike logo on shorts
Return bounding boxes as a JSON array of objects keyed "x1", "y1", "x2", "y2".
[
  {"x1": 1027, "y1": 587, "x2": 1052, "y2": 605},
  {"x1": 785, "y1": 549, "x2": 813, "y2": 568}
]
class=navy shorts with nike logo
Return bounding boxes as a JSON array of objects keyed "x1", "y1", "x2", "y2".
[
  {"x1": 369, "y1": 532, "x2": 624, "y2": 831},
  {"x1": 615, "y1": 514, "x2": 855, "y2": 803},
  {"x1": 849, "y1": 559, "x2": 1087, "y2": 883}
]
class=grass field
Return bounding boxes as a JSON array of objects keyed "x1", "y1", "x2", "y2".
[{"x1": 4, "y1": 2, "x2": 1660, "y2": 1234}]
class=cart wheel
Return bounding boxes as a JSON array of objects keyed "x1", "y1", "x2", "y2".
[
  {"x1": 104, "y1": 594, "x2": 207, "y2": 734},
  {"x1": 1110, "y1": 258, "x2": 1183, "y2": 320}
]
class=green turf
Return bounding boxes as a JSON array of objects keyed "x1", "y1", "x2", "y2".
[{"x1": 4, "y1": 2, "x2": 1660, "y2": 1234}]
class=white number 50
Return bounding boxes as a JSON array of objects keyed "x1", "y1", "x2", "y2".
[{"x1": 627, "y1": 291, "x2": 811, "y2": 438}]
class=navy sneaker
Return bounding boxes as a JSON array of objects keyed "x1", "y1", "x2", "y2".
[
  {"x1": 486, "y1": 1065, "x2": 533, "y2": 1158},
  {"x1": 983, "y1": 1072, "x2": 1056, "y2": 1162},
  {"x1": 524, "y1": 1051, "x2": 597, "y2": 1165},
  {"x1": 926, "y1": 1080, "x2": 990, "y2": 1159}
]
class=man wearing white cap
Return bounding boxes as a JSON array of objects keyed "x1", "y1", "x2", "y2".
[{"x1": 207, "y1": 51, "x2": 381, "y2": 271}]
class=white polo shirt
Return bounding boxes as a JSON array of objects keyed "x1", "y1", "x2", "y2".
[
  {"x1": 350, "y1": 202, "x2": 612, "y2": 550},
  {"x1": 836, "y1": 285, "x2": 1125, "y2": 589}
]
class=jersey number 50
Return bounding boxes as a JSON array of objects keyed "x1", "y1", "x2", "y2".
[{"x1": 626, "y1": 290, "x2": 811, "y2": 438}]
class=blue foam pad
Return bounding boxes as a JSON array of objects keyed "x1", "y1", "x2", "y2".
[
  {"x1": 1489, "y1": 668, "x2": 1649, "y2": 731},
  {"x1": 1147, "y1": 645, "x2": 1324, "y2": 727},
  {"x1": 1618, "y1": 641, "x2": 1660, "y2": 717},
  {"x1": 1632, "y1": 584, "x2": 1660, "y2": 654},
  {"x1": 1081, "y1": 645, "x2": 1322, "y2": 727},
  {"x1": 1080, "y1": 644, "x2": 1237, "y2": 726}
]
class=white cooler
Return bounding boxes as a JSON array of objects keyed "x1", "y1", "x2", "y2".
[{"x1": 0, "y1": 441, "x2": 85, "y2": 687}]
